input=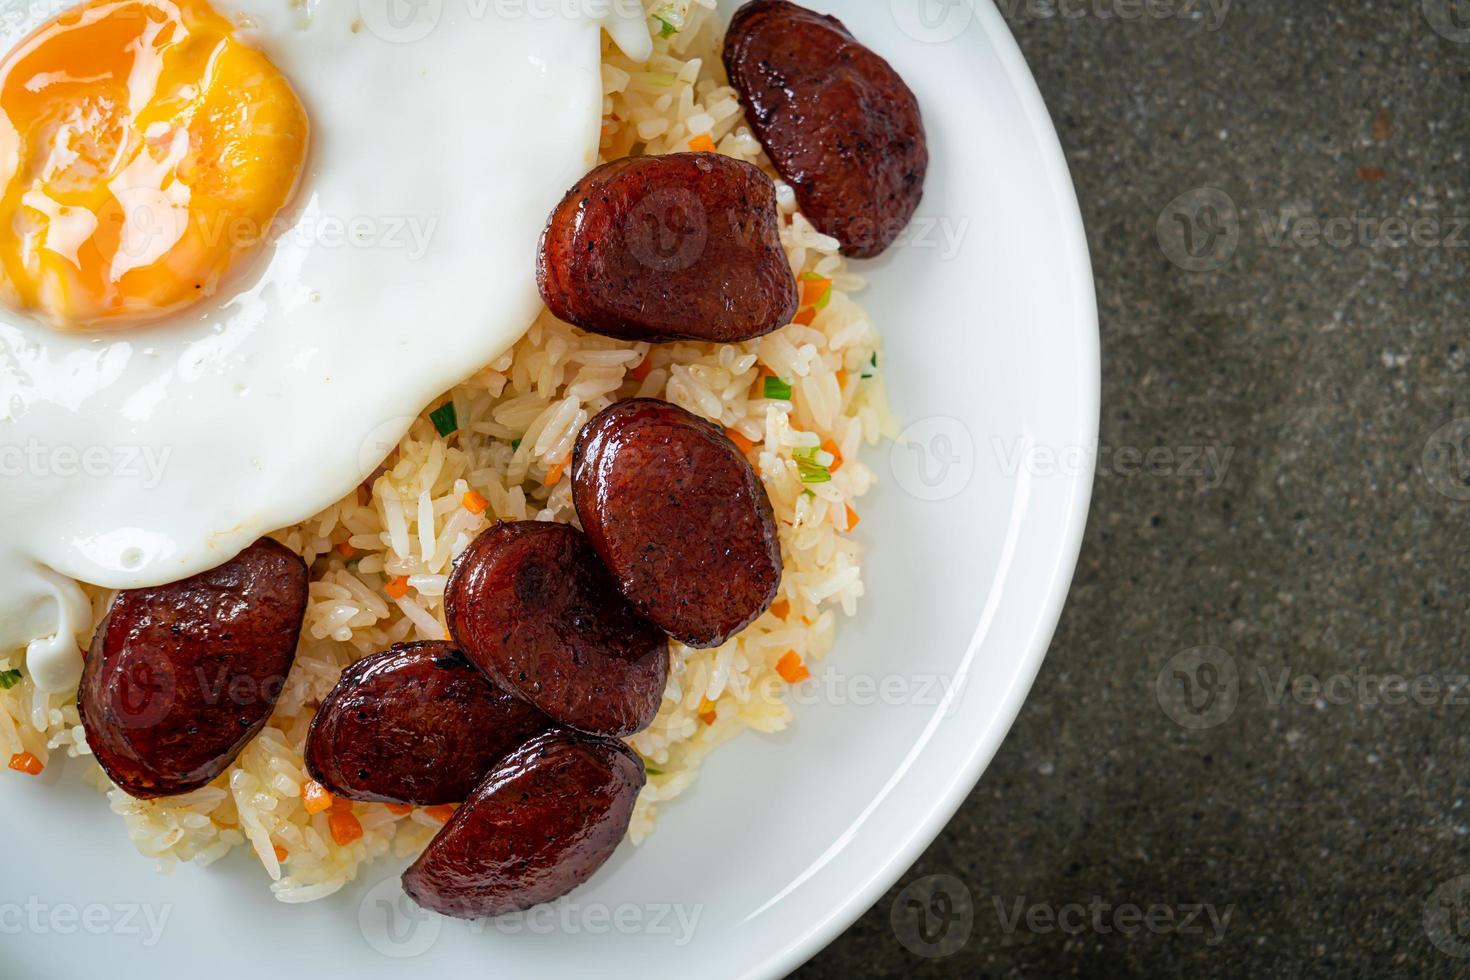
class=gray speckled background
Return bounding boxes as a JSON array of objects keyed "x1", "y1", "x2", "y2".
[{"x1": 801, "y1": 1, "x2": 1470, "y2": 977}]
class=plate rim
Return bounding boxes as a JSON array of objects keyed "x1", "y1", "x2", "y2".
[{"x1": 748, "y1": 4, "x2": 1101, "y2": 976}]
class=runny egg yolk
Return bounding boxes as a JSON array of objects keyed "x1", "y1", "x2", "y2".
[{"x1": 0, "y1": 0, "x2": 308, "y2": 330}]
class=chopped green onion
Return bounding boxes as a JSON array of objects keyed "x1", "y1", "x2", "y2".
[
  {"x1": 644, "y1": 764, "x2": 665, "y2": 776},
  {"x1": 0, "y1": 669, "x2": 21, "y2": 690},
  {"x1": 793, "y1": 445, "x2": 818, "y2": 462},
  {"x1": 871, "y1": 352, "x2": 879, "y2": 367},
  {"x1": 650, "y1": 3, "x2": 683, "y2": 38},
  {"x1": 801, "y1": 489, "x2": 816, "y2": 499},
  {"x1": 510, "y1": 438, "x2": 523, "y2": 452},
  {"x1": 430, "y1": 402, "x2": 458, "y2": 437},
  {"x1": 763, "y1": 376, "x2": 792, "y2": 400},
  {"x1": 797, "y1": 459, "x2": 831, "y2": 484},
  {"x1": 814, "y1": 284, "x2": 833, "y2": 311}
]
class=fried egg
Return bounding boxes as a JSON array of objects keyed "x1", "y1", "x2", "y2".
[{"x1": 0, "y1": 0, "x2": 652, "y2": 691}]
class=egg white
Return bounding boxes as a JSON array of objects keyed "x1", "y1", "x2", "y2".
[{"x1": 0, "y1": 0, "x2": 652, "y2": 691}]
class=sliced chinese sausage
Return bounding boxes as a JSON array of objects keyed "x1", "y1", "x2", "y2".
[
  {"x1": 78, "y1": 539, "x2": 307, "y2": 799},
  {"x1": 304, "y1": 642, "x2": 552, "y2": 806},
  {"x1": 573, "y1": 399, "x2": 782, "y2": 649},
  {"x1": 536, "y1": 152, "x2": 798, "y2": 343},
  {"x1": 445, "y1": 521, "x2": 668, "y2": 738},
  {"x1": 403, "y1": 729, "x2": 645, "y2": 919},
  {"x1": 724, "y1": 0, "x2": 928, "y2": 258}
]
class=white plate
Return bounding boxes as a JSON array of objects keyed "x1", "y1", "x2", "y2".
[{"x1": 1, "y1": 2, "x2": 1098, "y2": 976}]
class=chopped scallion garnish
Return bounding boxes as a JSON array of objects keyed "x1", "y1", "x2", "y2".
[
  {"x1": 0, "y1": 669, "x2": 21, "y2": 690},
  {"x1": 430, "y1": 402, "x2": 458, "y2": 437},
  {"x1": 797, "y1": 459, "x2": 831, "y2": 484},
  {"x1": 650, "y1": 3, "x2": 683, "y2": 38},
  {"x1": 763, "y1": 376, "x2": 792, "y2": 400},
  {"x1": 510, "y1": 438, "x2": 523, "y2": 452}
]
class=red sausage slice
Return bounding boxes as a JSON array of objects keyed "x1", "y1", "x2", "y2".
[
  {"x1": 402, "y1": 729, "x2": 645, "y2": 919},
  {"x1": 78, "y1": 539, "x2": 308, "y2": 799},
  {"x1": 572, "y1": 399, "x2": 782, "y2": 648},
  {"x1": 537, "y1": 152, "x2": 798, "y2": 343},
  {"x1": 445, "y1": 522, "x2": 669, "y2": 738},
  {"x1": 724, "y1": 0, "x2": 929, "y2": 258},
  {"x1": 304, "y1": 642, "x2": 552, "y2": 806}
]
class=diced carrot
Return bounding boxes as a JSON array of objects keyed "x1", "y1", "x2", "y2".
[
  {"x1": 8, "y1": 751, "x2": 42, "y2": 776},
  {"x1": 725, "y1": 427, "x2": 756, "y2": 455},
  {"x1": 302, "y1": 780, "x2": 335, "y2": 815},
  {"x1": 775, "y1": 651, "x2": 810, "y2": 684},
  {"x1": 425, "y1": 804, "x2": 457, "y2": 824},
  {"x1": 688, "y1": 133, "x2": 717, "y2": 153},
  {"x1": 822, "y1": 439, "x2": 843, "y2": 472},
  {"x1": 463, "y1": 490, "x2": 489, "y2": 515},
  {"x1": 769, "y1": 598, "x2": 790, "y2": 619},
  {"x1": 800, "y1": 277, "x2": 832, "y2": 307},
  {"x1": 629, "y1": 357, "x2": 654, "y2": 383},
  {"x1": 544, "y1": 462, "x2": 566, "y2": 487},
  {"x1": 330, "y1": 795, "x2": 355, "y2": 814},
  {"x1": 845, "y1": 504, "x2": 861, "y2": 530},
  {"x1": 793, "y1": 308, "x2": 817, "y2": 327},
  {"x1": 329, "y1": 809, "x2": 364, "y2": 847},
  {"x1": 273, "y1": 843, "x2": 288, "y2": 863},
  {"x1": 336, "y1": 541, "x2": 355, "y2": 558},
  {"x1": 385, "y1": 803, "x2": 414, "y2": 816},
  {"x1": 385, "y1": 575, "x2": 410, "y2": 599},
  {"x1": 836, "y1": 369, "x2": 849, "y2": 390},
  {"x1": 698, "y1": 697, "x2": 717, "y2": 726}
]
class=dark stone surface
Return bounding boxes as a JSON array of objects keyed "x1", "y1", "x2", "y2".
[{"x1": 801, "y1": 2, "x2": 1470, "y2": 977}]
